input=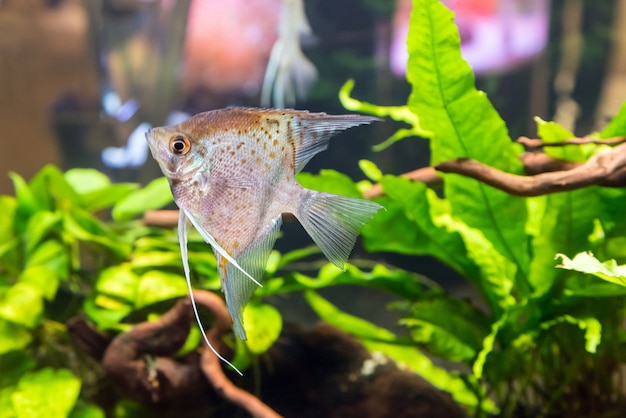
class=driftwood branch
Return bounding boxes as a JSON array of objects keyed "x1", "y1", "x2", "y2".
[
  {"x1": 436, "y1": 142, "x2": 626, "y2": 196},
  {"x1": 193, "y1": 290, "x2": 283, "y2": 418},
  {"x1": 362, "y1": 166, "x2": 441, "y2": 198},
  {"x1": 91, "y1": 290, "x2": 281, "y2": 417},
  {"x1": 517, "y1": 135, "x2": 626, "y2": 149}
]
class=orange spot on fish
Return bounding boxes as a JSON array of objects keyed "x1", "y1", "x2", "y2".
[
  {"x1": 219, "y1": 256, "x2": 228, "y2": 272},
  {"x1": 269, "y1": 151, "x2": 276, "y2": 159},
  {"x1": 273, "y1": 139, "x2": 278, "y2": 146}
]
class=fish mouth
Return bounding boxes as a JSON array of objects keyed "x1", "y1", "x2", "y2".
[
  {"x1": 144, "y1": 128, "x2": 159, "y2": 158},
  {"x1": 144, "y1": 128, "x2": 154, "y2": 145}
]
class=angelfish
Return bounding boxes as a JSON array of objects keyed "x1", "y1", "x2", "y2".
[{"x1": 145, "y1": 107, "x2": 382, "y2": 372}]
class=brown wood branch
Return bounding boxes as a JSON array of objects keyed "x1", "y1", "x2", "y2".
[
  {"x1": 143, "y1": 210, "x2": 180, "y2": 228},
  {"x1": 517, "y1": 135, "x2": 626, "y2": 149},
  {"x1": 434, "y1": 142, "x2": 626, "y2": 196},
  {"x1": 101, "y1": 299, "x2": 203, "y2": 404},
  {"x1": 362, "y1": 166, "x2": 441, "y2": 198},
  {"x1": 193, "y1": 290, "x2": 283, "y2": 418}
]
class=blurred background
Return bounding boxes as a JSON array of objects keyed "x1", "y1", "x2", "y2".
[{"x1": 0, "y1": 0, "x2": 623, "y2": 194}]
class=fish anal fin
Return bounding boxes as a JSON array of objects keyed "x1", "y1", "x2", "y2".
[{"x1": 222, "y1": 216, "x2": 283, "y2": 340}]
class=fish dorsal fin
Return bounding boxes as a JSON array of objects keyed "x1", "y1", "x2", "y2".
[
  {"x1": 177, "y1": 211, "x2": 243, "y2": 375},
  {"x1": 293, "y1": 114, "x2": 380, "y2": 173},
  {"x1": 219, "y1": 216, "x2": 283, "y2": 340},
  {"x1": 183, "y1": 209, "x2": 262, "y2": 288}
]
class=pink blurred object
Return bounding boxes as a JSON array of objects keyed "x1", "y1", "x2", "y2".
[
  {"x1": 391, "y1": 0, "x2": 550, "y2": 76},
  {"x1": 183, "y1": 0, "x2": 281, "y2": 96}
]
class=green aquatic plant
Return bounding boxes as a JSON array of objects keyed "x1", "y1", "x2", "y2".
[
  {"x1": 0, "y1": 167, "x2": 184, "y2": 417},
  {"x1": 311, "y1": 0, "x2": 626, "y2": 416}
]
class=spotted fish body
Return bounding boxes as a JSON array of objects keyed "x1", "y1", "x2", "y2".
[{"x1": 145, "y1": 107, "x2": 382, "y2": 349}]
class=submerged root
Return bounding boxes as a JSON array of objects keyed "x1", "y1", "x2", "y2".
[{"x1": 70, "y1": 291, "x2": 281, "y2": 417}]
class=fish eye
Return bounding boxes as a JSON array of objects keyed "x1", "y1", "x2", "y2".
[{"x1": 169, "y1": 135, "x2": 191, "y2": 155}]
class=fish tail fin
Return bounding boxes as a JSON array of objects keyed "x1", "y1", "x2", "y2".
[{"x1": 295, "y1": 189, "x2": 382, "y2": 269}]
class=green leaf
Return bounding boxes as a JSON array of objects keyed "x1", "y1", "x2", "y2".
[
  {"x1": 11, "y1": 368, "x2": 81, "y2": 418},
  {"x1": 473, "y1": 312, "x2": 508, "y2": 379},
  {"x1": 296, "y1": 169, "x2": 363, "y2": 198},
  {"x1": 28, "y1": 165, "x2": 79, "y2": 210},
  {"x1": 18, "y1": 265, "x2": 59, "y2": 301},
  {"x1": 68, "y1": 401, "x2": 106, "y2": 418},
  {"x1": 64, "y1": 169, "x2": 111, "y2": 195},
  {"x1": 535, "y1": 118, "x2": 598, "y2": 162},
  {"x1": 96, "y1": 265, "x2": 140, "y2": 303},
  {"x1": 402, "y1": 296, "x2": 489, "y2": 362},
  {"x1": 129, "y1": 251, "x2": 184, "y2": 270},
  {"x1": 364, "y1": 178, "x2": 473, "y2": 275},
  {"x1": 0, "y1": 386, "x2": 15, "y2": 418},
  {"x1": 366, "y1": 176, "x2": 515, "y2": 310},
  {"x1": 8, "y1": 172, "x2": 39, "y2": 232},
  {"x1": 305, "y1": 290, "x2": 396, "y2": 342},
  {"x1": 65, "y1": 169, "x2": 139, "y2": 211},
  {"x1": 599, "y1": 101, "x2": 626, "y2": 138},
  {"x1": 25, "y1": 211, "x2": 61, "y2": 253},
  {"x1": 556, "y1": 252, "x2": 626, "y2": 286},
  {"x1": 242, "y1": 303, "x2": 282, "y2": 354},
  {"x1": 0, "y1": 283, "x2": 43, "y2": 329},
  {"x1": 83, "y1": 296, "x2": 132, "y2": 330},
  {"x1": 564, "y1": 283, "x2": 626, "y2": 298},
  {"x1": 62, "y1": 209, "x2": 130, "y2": 258},
  {"x1": 0, "y1": 320, "x2": 32, "y2": 354},
  {"x1": 338, "y1": 79, "x2": 432, "y2": 150},
  {"x1": 0, "y1": 196, "x2": 16, "y2": 242},
  {"x1": 514, "y1": 314, "x2": 602, "y2": 354},
  {"x1": 0, "y1": 351, "x2": 36, "y2": 388},
  {"x1": 358, "y1": 160, "x2": 382, "y2": 182},
  {"x1": 25, "y1": 239, "x2": 68, "y2": 278},
  {"x1": 112, "y1": 177, "x2": 173, "y2": 221},
  {"x1": 407, "y1": 0, "x2": 530, "y2": 293},
  {"x1": 276, "y1": 263, "x2": 424, "y2": 301},
  {"x1": 526, "y1": 122, "x2": 600, "y2": 296},
  {"x1": 135, "y1": 271, "x2": 187, "y2": 308}
]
